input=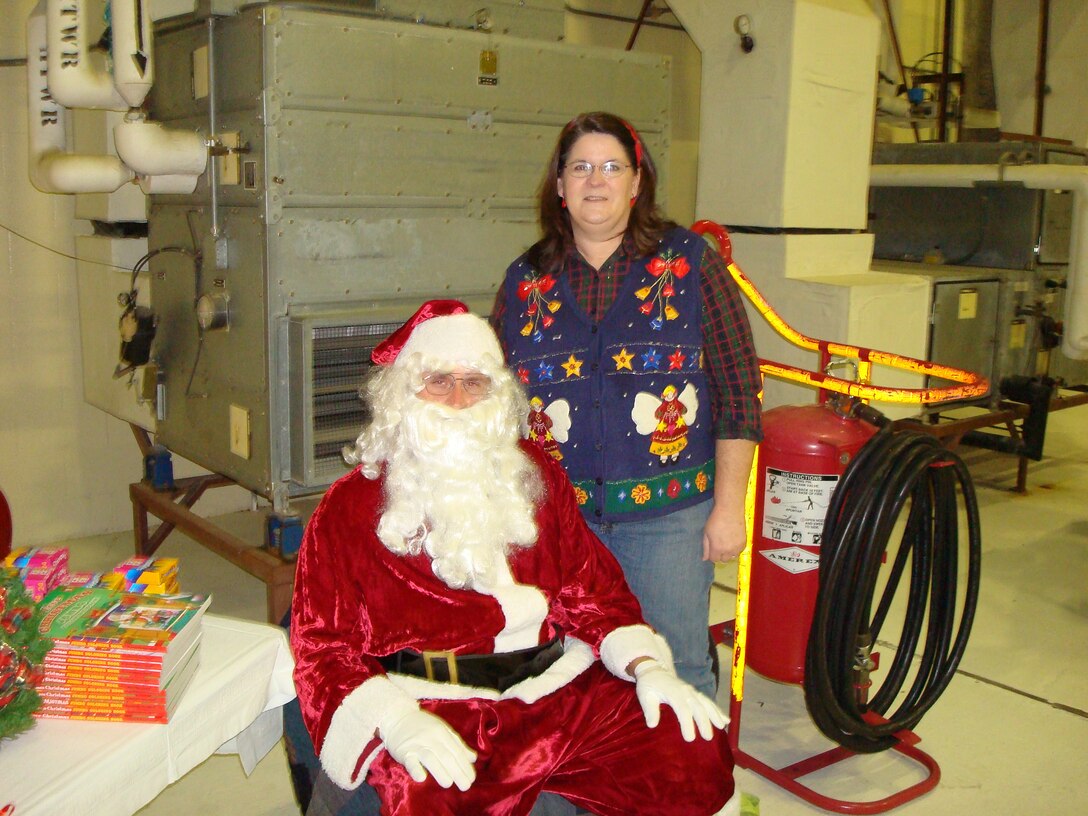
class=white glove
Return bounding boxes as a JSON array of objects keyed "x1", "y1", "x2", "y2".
[
  {"x1": 633, "y1": 660, "x2": 729, "y2": 742},
  {"x1": 379, "y1": 704, "x2": 478, "y2": 791}
]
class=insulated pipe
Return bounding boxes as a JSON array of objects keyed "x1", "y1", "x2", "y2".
[
  {"x1": 138, "y1": 174, "x2": 200, "y2": 195},
  {"x1": 26, "y1": 3, "x2": 133, "y2": 193},
  {"x1": 869, "y1": 162, "x2": 1088, "y2": 359},
  {"x1": 113, "y1": 115, "x2": 208, "y2": 177},
  {"x1": 110, "y1": 0, "x2": 153, "y2": 108},
  {"x1": 45, "y1": 0, "x2": 127, "y2": 110}
]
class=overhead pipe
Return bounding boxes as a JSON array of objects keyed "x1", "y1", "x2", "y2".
[
  {"x1": 28, "y1": 0, "x2": 208, "y2": 196},
  {"x1": 45, "y1": 0, "x2": 127, "y2": 110},
  {"x1": 26, "y1": 1, "x2": 133, "y2": 193},
  {"x1": 110, "y1": 0, "x2": 154, "y2": 108},
  {"x1": 869, "y1": 162, "x2": 1088, "y2": 359}
]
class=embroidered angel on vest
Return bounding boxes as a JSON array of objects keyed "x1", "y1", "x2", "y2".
[
  {"x1": 632, "y1": 383, "x2": 698, "y2": 463},
  {"x1": 526, "y1": 396, "x2": 570, "y2": 460}
]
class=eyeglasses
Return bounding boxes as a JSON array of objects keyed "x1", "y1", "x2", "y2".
[
  {"x1": 421, "y1": 373, "x2": 493, "y2": 397},
  {"x1": 563, "y1": 161, "x2": 631, "y2": 179}
]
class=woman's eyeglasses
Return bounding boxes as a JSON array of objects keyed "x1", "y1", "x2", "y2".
[
  {"x1": 563, "y1": 161, "x2": 631, "y2": 179},
  {"x1": 421, "y1": 373, "x2": 493, "y2": 397}
]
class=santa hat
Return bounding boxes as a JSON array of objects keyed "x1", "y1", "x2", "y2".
[{"x1": 371, "y1": 299, "x2": 503, "y2": 368}]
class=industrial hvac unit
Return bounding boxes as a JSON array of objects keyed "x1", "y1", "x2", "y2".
[
  {"x1": 869, "y1": 141, "x2": 1088, "y2": 404},
  {"x1": 143, "y1": 2, "x2": 672, "y2": 509}
]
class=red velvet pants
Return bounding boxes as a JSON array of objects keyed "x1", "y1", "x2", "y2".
[{"x1": 368, "y1": 663, "x2": 734, "y2": 816}]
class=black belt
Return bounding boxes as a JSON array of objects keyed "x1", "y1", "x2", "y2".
[{"x1": 378, "y1": 637, "x2": 564, "y2": 692}]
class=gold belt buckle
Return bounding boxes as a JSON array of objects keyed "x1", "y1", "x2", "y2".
[{"x1": 421, "y1": 650, "x2": 459, "y2": 685}]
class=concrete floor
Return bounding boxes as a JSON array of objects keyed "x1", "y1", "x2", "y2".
[{"x1": 29, "y1": 404, "x2": 1088, "y2": 816}]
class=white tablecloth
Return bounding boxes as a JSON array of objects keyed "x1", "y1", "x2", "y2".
[{"x1": 1, "y1": 614, "x2": 296, "y2": 816}]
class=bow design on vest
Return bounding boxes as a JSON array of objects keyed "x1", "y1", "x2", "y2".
[
  {"x1": 635, "y1": 252, "x2": 691, "y2": 330},
  {"x1": 517, "y1": 274, "x2": 562, "y2": 342}
]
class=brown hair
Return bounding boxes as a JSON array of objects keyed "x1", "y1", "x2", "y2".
[{"x1": 526, "y1": 112, "x2": 677, "y2": 276}]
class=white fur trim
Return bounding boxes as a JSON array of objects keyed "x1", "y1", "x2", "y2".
[
  {"x1": 599, "y1": 624, "x2": 675, "y2": 681},
  {"x1": 399, "y1": 312, "x2": 502, "y2": 369},
  {"x1": 501, "y1": 638, "x2": 596, "y2": 704},
  {"x1": 713, "y1": 790, "x2": 741, "y2": 816},
  {"x1": 474, "y1": 560, "x2": 549, "y2": 653},
  {"x1": 319, "y1": 675, "x2": 417, "y2": 790}
]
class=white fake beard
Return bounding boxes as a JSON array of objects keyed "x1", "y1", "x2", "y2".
[{"x1": 377, "y1": 396, "x2": 540, "y2": 589}]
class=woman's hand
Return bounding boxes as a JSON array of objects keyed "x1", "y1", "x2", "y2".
[{"x1": 702, "y1": 504, "x2": 747, "y2": 562}]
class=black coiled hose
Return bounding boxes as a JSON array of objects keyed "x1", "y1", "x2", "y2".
[{"x1": 803, "y1": 410, "x2": 982, "y2": 754}]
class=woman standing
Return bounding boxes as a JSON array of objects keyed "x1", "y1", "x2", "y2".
[{"x1": 493, "y1": 112, "x2": 763, "y2": 698}]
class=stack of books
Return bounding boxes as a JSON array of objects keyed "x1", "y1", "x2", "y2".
[{"x1": 34, "y1": 587, "x2": 212, "y2": 723}]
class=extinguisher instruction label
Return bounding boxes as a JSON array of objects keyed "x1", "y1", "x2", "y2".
[{"x1": 761, "y1": 468, "x2": 837, "y2": 546}]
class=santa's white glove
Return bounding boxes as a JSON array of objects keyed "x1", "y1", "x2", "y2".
[
  {"x1": 632, "y1": 660, "x2": 728, "y2": 742},
  {"x1": 379, "y1": 704, "x2": 478, "y2": 791}
]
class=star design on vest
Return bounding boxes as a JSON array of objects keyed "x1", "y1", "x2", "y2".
[
  {"x1": 641, "y1": 348, "x2": 662, "y2": 370},
  {"x1": 668, "y1": 348, "x2": 686, "y2": 370},
  {"x1": 517, "y1": 367, "x2": 531, "y2": 384},
  {"x1": 536, "y1": 361, "x2": 555, "y2": 381},
  {"x1": 612, "y1": 348, "x2": 634, "y2": 370},
  {"x1": 561, "y1": 354, "x2": 584, "y2": 378}
]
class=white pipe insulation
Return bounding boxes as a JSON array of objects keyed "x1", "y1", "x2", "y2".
[
  {"x1": 26, "y1": 2, "x2": 133, "y2": 194},
  {"x1": 869, "y1": 163, "x2": 1088, "y2": 360},
  {"x1": 114, "y1": 115, "x2": 207, "y2": 194},
  {"x1": 109, "y1": 0, "x2": 154, "y2": 108},
  {"x1": 27, "y1": 0, "x2": 208, "y2": 196},
  {"x1": 45, "y1": 0, "x2": 127, "y2": 111}
]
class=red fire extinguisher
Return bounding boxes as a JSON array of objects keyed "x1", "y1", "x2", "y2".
[{"x1": 747, "y1": 401, "x2": 877, "y2": 684}]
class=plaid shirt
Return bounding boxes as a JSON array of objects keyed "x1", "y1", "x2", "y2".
[{"x1": 493, "y1": 234, "x2": 763, "y2": 441}]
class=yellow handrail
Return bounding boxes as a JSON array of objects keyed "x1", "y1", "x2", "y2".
[{"x1": 692, "y1": 220, "x2": 991, "y2": 405}]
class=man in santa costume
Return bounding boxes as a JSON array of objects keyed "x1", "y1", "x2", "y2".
[{"x1": 291, "y1": 299, "x2": 739, "y2": 816}]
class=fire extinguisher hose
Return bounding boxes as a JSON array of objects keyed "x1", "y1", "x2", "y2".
[{"x1": 803, "y1": 409, "x2": 982, "y2": 754}]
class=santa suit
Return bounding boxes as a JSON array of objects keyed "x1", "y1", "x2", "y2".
[{"x1": 292, "y1": 441, "x2": 735, "y2": 816}]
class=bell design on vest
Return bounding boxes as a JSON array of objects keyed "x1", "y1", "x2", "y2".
[{"x1": 632, "y1": 383, "x2": 698, "y2": 464}]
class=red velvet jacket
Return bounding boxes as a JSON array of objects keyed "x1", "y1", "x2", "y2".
[{"x1": 291, "y1": 441, "x2": 651, "y2": 757}]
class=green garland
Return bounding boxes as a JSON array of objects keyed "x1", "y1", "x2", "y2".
[{"x1": 0, "y1": 569, "x2": 52, "y2": 742}]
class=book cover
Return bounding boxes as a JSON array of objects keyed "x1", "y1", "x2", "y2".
[{"x1": 36, "y1": 587, "x2": 211, "y2": 679}]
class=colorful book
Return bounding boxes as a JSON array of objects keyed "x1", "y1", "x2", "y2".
[
  {"x1": 41, "y1": 635, "x2": 201, "y2": 693},
  {"x1": 34, "y1": 635, "x2": 202, "y2": 724},
  {"x1": 36, "y1": 587, "x2": 211, "y2": 680}
]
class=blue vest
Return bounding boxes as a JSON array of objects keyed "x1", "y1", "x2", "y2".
[{"x1": 501, "y1": 228, "x2": 716, "y2": 522}]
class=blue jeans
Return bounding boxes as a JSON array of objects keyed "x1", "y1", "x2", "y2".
[{"x1": 590, "y1": 500, "x2": 716, "y2": 698}]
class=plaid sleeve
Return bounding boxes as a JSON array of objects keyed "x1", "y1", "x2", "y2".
[{"x1": 700, "y1": 243, "x2": 764, "y2": 442}]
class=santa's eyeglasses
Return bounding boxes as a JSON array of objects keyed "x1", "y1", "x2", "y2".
[{"x1": 421, "y1": 373, "x2": 493, "y2": 397}]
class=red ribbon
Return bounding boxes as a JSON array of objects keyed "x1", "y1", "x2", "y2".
[{"x1": 517, "y1": 275, "x2": 556, "y2": 300}]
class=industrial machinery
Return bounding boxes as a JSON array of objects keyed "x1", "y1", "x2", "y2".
[
  {"x1": 138, "y1": 2, "x2": 672, "y2": 511},
  {"x1": 870, "y1": 141, "x2": 1088, "y2": 398}
]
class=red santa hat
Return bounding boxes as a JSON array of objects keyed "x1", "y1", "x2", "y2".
[{"x1": 371, "y1": 299, "x2": 503, "y2": 368}]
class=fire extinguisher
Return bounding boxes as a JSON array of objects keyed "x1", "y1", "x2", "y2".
[{"x1": 747, "y1": 399, "x2": 877, "y2": 684}]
